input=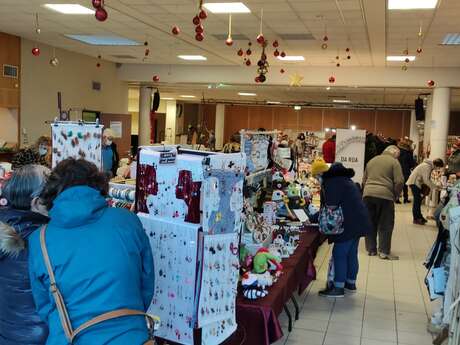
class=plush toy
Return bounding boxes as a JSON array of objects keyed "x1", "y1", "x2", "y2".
[
  {"x1": 253, "y1": 248, "x2": 282, "y2": 274},
  {"x1": 272, "y1": 190, "x2": 296, "y2": 220},
  {"x1": 272, "y1": 171, "x2": 286, "y2": 190},
  {"x1": 241, "y1": 272, "x2": 268, "y2": 300}
]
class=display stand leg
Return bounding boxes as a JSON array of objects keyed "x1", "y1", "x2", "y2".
[
  {"x1": 283, "y1": 304, "x2": 293, "y2": 332},
  {"x1": 291, "y1": 296, "x2": 300, "y2": 321}
]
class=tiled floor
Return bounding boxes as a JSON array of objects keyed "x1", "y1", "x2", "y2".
[{"x1": 275, "y1": 203, "x2": 438, "y2": 345}]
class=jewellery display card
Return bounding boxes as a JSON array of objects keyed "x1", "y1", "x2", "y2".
[
  {"x1": 201, "y1": 317, "x2": 237, "y2": 345},
  {"x1": 197, "y1": 233, "x2": 239, "y2": 328},
  {"x1": 51, "y1": 123, "x2": 103, "y2": 169},
  {"x1": 139, "y1": 213, "x2": 199, "y2": 345},
  {"x1": 241, "y1": 133, "x2": 270, "y2": 173}
]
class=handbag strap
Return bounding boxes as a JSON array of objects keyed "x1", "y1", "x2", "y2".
[{"x1": 39, "y1": 226, "x2": 156, "y2": 343}]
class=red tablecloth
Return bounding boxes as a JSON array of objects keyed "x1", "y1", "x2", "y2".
[{"x1": 231, "y1": 227, "x2": 323, "y2": 345}]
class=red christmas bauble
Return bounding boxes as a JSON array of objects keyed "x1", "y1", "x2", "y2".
[
  {"x1": 144, "y1": 41, "x2": 148, "y2": 46},
  {"x1": 405, "y1": 57, "x2": 410, "y2": 63},
  {"x1": 273, "y1": 40, "x2": 279, "y2": 48},
  {"x1": 248, "y1": 42, "x2": 252, "y2": 46},
  {"x1": 280, "y1": 51, "x2": 286, "y2": 58},
  {"x1": 237, "y1": 49, "x2": 244, "y2": 56},
  {"x1": 258, "y1": 74, "x2": 266, "y2": 83},
  {"x1": 274, "y1": 49, "x2": 280, "y2": 57},
  {"x1": 347, "y1": 55, "x2": 351, "y2": 60},
  {"x1": 32, "y1": 47, "x2": 40, "y2": 56},
  {"x1": 280, "y1": 68, "x2": 285, "y2": 74},
  {"x1": 256, "y1": 34, "x2": 265, "y2": 44},
  {"x1": 323, "y1": 35, "x2": 329, "y2": 42},
  {"x1": 195, "y1": 32, "x2": 204, "y2": 41},
  {"x1": 145, "y1": 49, "x2": 150, "y2": 56},
  {"x1": 246, "y1": 49, "x2": 252, "y2": 56},
  {"x1": 92, "y1": 0, "x2": 103, "y2": 8},
  {"x1": 193, "y1": 15, "x2": 201, "y2": 25},
  {"x1": 172, "y1": 26, "x2": 180, "y2": 35},
  {"x1": 96, "y1": 62, "x2": 101, "y2": 68},
  {"x1": 336, "y1": 63, "x2": 340, "y2": 67},
  {"x1": 255, "y1": 76, "x2": 260, "y2": 83},
  {"x1": 427, "y1": 80, "x2": 435, "y2": 87},
  {"x1": 336, "y1": 55, "x2": 339, "y2": 60},
  {"x1": 245, "y1": 59, "x2": 251, "y2": 66},
  {"x1": 199, "y1": 9, "x2": 208, "y2": 20},
  {"x1": 195, "y1": 25, "x2": 204, "y2": 34},
  {"x1": 153, "y1": 75, "x2": 160, "y2": 82},
  {"x1": 95, "y1": 7, "x2": 108, "y2": 21},
  {"x1": 226, "y1": 37, "x2": 233, "y2": 46},
  {"x1": 346, "y1": 47, "x2": 350, "y2": 52},
  {"x1": 417, "y1": 47, "x2": 423, "y2": 54},
  {"x1": 329, "y1": 76, "x2": 336, "y2": 83}
]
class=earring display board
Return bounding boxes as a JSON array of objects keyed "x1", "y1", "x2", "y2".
[
  {"x1": 240, "y1": 130, "x2": 277, "y2": 174},
  {"x1": 51, "y1": 122, "x2": 103, "y2": 169}
]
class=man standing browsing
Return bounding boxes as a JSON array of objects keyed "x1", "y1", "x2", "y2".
[{"x1": 362, "y1": 145, "x2": 405, "y2": 260}]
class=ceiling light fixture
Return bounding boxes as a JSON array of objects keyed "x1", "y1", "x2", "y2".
[
  {"x1": 180, "y1": 95, "x2": 196, "y2": 98},
  {"x1": 44, "y1": 4, "x2": 94, "y2": 14},
  {"x1": 162, "y1": 97, "x2": 175, "y2": 100},
  {"x1": 326, "y1": 87, "x2": 331, "y2": 90},
  {"x1": 386, "y1": 55, "x2": 416, "y2": 62},
  {"x1": 178, "y1": 55, "x2": 207, "y2": 61},
  {"x1": 238, "y1": 92, "x2": 257, "y2": 96},
  {"x1": 333, "y1": 99, "x2": 351, "y2": 103},
  {"x1": 294, "y1": 105, "x2": 301, "y2": 110},
  {"x1": 267, "y1": 101, "x2": 281, "y2": 104},
  {"x1": 350, "y1": 125, "x2": 357, "y2": 130},
  {"x1": 277, "y1": 55, "x2": 305, "y2": 61},
  {"x1": 65, "y1": 34, "x2": 141, "y2": 46},
  {"x1": 203, "y1": 2, "x2": 251, "y2": 13},
  {"x1": 388, "y1": 0, "x2": 438, "y2": 10}
]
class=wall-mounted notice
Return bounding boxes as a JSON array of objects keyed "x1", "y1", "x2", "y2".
[{"x1": 335, "y1": 129, "x2": 366, "y2": 184}]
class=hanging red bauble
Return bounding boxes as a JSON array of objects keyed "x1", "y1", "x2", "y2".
[
  {"x1": 153, "y1": 75, "x2": 160, "y2": 82},
  {"x1": 237, "y1": 49, "x2": 244, "y2": 56},
  {"x1": 404, "y1": 57, "x2": 410, "y2": 63},
  {"x1": 32, "y1": 47, "x2": 40, "y2": 56},
  {"x1": 258, "y1": 74, "x2": 266, "y2": 83},
  {"x1": 417, "y1": 47, "x2": 423, "y2": 54},
  {"x1": 97, "y1": 54, "x2": 102, "y2": 59},
  {"x1": 280, "y1": 51, "x2": 286, "y2": 58},
  {"x1": 329, "y1": 76, "x2": 336, "y2": 83},
  {"x1": 199, "y1": 9, "x2": 208, "y2": 20},
  {"x1": 246, "y1": 49, "x2": 252, "y2": 56},
  {"x1": 256, "y1": 34, "x2": 265, "y2": 45},
  {"x1": 195, "y1": 32, "x2": 204, "y2": 41},
  {"x1": 274, "y1": 49, "x2": 280, "y2": 57},
  {"x1": 248, "y1": 42, "x2": 252, "y2": 46},
  {"x1": 261, "y1": 53, "x2": 267, "y2": 60},
  {"x1": 336, "y1": 63, "x2": 340, "y2": 67},
  {"x1": 193, "y1": 16, "x2": 201, "y2": 25},
  {"x1": 96, "y1": 62, "x2": 101, "y2": 68},
  {"x1": 226, "y1": 37, "x2": 233, "y2": 46},
  {"x1": 195, "y1": 25, "x2": 204, "y2": 34},
  {"x1": 245, "y1": 59, "x2": 251, "y2": 66},
  {"x1": 145, "y1": 49, "x2": 150, "y2": 56},
  {"x1": 347, "y1": 55, "x2": 351, "y2": 60},
  {"x1": 427, "y1": 80, "x2": 435, "y2": 87},
  {"x1": 335, "y1": 55, "x2": 339, "y2": 60},
  {"x1": 95, "y1": 7, "x2": 108, "y2": 21},
  {"x1": 346, "y1": 47, "x2": 350, "y2": 52},
  {"x1": 280, "y1": 68, "x2": 285, "y2": 74},
  {"x1": 321, "y1": 43, "x2": 328, "y2": 50},
  {"x1": 172, "y1": 26, "x2": 180, "y2": 35},
  {"x1": 255, "y1": 76, "x2": 260, "y2": 83},
  {"x1": 92, "y1": 0, "x2": 103, "y2": 9},
  {"x1": 144, "y1": 41, "x2": 148, "y2": 46},
  {"x1": 323, "y1": 35, "x2": 329, "y2": 42},
  {"x1": 273, "y1": 40, "x2": 279, "y2": 48}
]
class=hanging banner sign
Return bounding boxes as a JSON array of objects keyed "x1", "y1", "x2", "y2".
[{"x1": 335, "y1": 129, "x2": 366, "y2": 184}]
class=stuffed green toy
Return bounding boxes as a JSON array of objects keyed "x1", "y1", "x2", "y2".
[{"x1": 253, "y1": 248, "x2": 282, "y2": 274}]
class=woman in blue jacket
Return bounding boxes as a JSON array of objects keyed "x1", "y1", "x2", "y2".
[
  {"x1": 314, "y1": 161, "x2": 372, "y2": 298},
  {"x1": 28, "y1": 158, "x2": 155, "y2": 345},
  {"x1": 0, "y1": 164, "x2": 50, "y2": 345}
]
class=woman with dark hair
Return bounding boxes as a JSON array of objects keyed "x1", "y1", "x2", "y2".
[
  {"x1": 28, "y1": 158, "x2": 154, "y2": 345},
  {"x1": 0, "y1": 164, "x2": 50, "y2": 345}
]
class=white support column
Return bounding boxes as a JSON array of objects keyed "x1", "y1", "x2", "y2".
[
  {"x1": 139, "y1": 86, "x2": 152, "y2": 146},
  {"x1": 165, "y1": 100, "x2": 177, "y2": 144},
  {"x1": 430, "y1": 87, "x2": 451, "y2": 160},
  {"x1": 215, "y1": 104, "x2": 225, "y2": 150},
  {"x1": 409, "y1": 109, "x2": 420, "y2": 156},
  {"x1": 424, "y1": 95, "x2": 433, "y2": 158}
]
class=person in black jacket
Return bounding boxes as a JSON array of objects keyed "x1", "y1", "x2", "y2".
[
  {"x1": 0, "y1": 164, "x2": 50, "y2": 345},
  {"x1": 315, "y1": 162, "x2": 372, "y2": 298},
  {"x1": 397, "y1": 138, "x2": 416, "y2": 203},
  {"x1": 102, "y1": 128, "x2": 120, "y2": 177}
]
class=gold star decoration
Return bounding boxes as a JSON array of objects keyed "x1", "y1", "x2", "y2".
[{"x1": 289, "y1": 73, "x2": 304, "y2": 87}]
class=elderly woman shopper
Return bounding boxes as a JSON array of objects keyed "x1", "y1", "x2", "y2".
[
  {"x1": 28, "y1": 158, "x2": 154, "y2": 345},
  {"x1": 0, "y1": 165, "x2": 50, "y2": 345}
]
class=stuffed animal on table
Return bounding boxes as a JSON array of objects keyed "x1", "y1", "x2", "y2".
[
  {"x1": 272, "y1": 171, "x2": 287, "y2": 190},
  {"x1": 287, "y1": 183, "x2": 306, "y2": 210},
  {"x1": 272, "y1": 190, "x2": 296, "y2": 220},
  {"x1": 253, "y1": 248, "x2": 282, "y2": 274},
  {"x1": 241, "y1": 272, "x2": 268, "y2": 300}
]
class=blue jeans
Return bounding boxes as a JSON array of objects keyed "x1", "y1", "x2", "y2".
[{"x1": 332, "y1": 238, "x2": 360, "y2": 288}]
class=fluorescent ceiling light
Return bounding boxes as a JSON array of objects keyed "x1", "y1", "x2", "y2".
[
  {"x1": 203, "y1": 2, "x2": 251, "y2": 13},
  {"x1": 388, "y1": 0, "x2": 437, "y2": 10},
  {"x1": 333, "y1": 99, "x2": 351, "y2": 103},
  {"x1": 180, "y1": 95, "x2": 196, "y2": 98},
  {"x1": 386, "y1": 55, "x2": 416, "y2": 62},
  {"x1": 326, "y1": 87, "x2": 331, "y2": 90},
  {"x1": 44, "y1": 4, "x2": 94, "y2": 14},
  {"x1": 442, "y1": 33, "x2": 460, "y2": 45},
  {"x1": 277, "y1": 55, "x2": 305, "y2": 61},
  {"x1": 162, "y1": 97, "x2": 175, "y2": 100},
  {"x1": 178, "y1": 55, "x2": 207, "y2": 61},
  {"x1": 294, "y1": 105, "x2": 302, "y2": 110},
  {"x1": 267, "y1": 101, "x2": 281, "y2": 104},
  {"x1": 350, "y1": 125, "x2": 357, "y2": 130},
  {"x1": 65, "y1": 35, "x2": 141, "y2": 46},
  {"x1": 238, "y1": 92, "x2": 256, "y2": 96}
]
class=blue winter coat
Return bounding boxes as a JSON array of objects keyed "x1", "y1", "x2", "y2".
[
  {"x1": 321, "y1": 163, "x2": 372, "y2": 243},
  {"x1": 0, "y1": 208, "x2": 49, "y2": 345},
  {"x1": 28, "y1": 186, "x2": 155, "y2": 345}
]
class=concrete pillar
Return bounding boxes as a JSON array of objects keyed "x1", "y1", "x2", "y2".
[
  {"x1": 165, "y1": 100, "x2": 177, "y2": 144},
  {"x1": 139, "y1": 86, "x2": 152, "y2": 146},
  {"x1": 429, "y1": 87, "x2": 451, "y2": 160},
  {"x1": 215, "y1": 104, "x2": 225, "y2": 150},
  {"x1": 409, "y1": 109, "x2": 420, "y2": 157},
  {"x1": 424, "y1": 95, "x2": 433, "y2": 158}
]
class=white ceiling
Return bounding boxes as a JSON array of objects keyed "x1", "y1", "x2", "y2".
[{"x1": 1, "y1": 0, "x2": 459, "y2": 68}]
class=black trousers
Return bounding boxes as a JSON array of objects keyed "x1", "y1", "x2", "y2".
[
  {"x1": 410, "y1": 185, "x2": 424, "y2": 221},
  {"x1": 364, "y1": 197, "x2": 395, "y2": 255},
  {"x1": 403, "y1": 184, "x2": 409, "y2": 202}
]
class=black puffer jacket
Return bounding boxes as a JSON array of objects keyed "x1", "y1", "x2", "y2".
[
  {"x1": 321, "y1": 163, "x2": 372, "y2": 243},
  {"x1": 0, "y1": 208, "x2": 49, "y2": 345}
]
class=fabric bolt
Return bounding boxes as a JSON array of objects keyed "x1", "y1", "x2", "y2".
[
  {"x1": 28, "y1": 186, "x2": 154, "y2": 345},
  {"x1": 0, "y1": 209, "x2": 49, "y2": 345},
  {"x1": 410, "y1": 184, "x2": 424, "y2": 220},
  {"x1": 364, "y1": 196, "x2": 395, "y2": 255},
  {"x1": 332, "y1": 238, "x2": 360, "y2": 288}
]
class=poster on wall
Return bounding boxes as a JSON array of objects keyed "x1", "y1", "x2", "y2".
[
  {"x1": 335, "y1": 129, "x2": 366, "y2": 183},
  {"x1": 110, "y1": 121, "x2": 122, "y2": 138}
]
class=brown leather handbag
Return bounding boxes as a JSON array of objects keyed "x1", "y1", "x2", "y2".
[{"x1": 39, "y1": 226, "x2": 156, "y2": 344}]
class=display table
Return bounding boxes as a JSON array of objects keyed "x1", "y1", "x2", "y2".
[{"x1": 230, "y1": 227, "x2": 323, "y2": 345}]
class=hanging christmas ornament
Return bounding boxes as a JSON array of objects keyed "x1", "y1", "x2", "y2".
[
  {"x1": 246, "y1": 48, "x2": 252, "y2": 56},
  {"x1": 274, "y1": 49, "x2": 280, "y2": 57},
  {"x1": 256, "y1": 8, "x2": 265, "y2": 45},
  {"x1": 289, "y1": 73, "x2": 304, "y2": 87},
  {"x1": 145, "y1": 48, "x2": 150, "y2": 57},
  {"x1": 336, "y1": 63, "x2": 340, "y2": 67},
  {"x1": 347, "y1": 55, "x2": 351, "y2": 60},
  {"x1": 35, "y1": 13, "x2": 41, "y2": 34},
  {"x1": 403, "y1": 49, "x2": 409, "y2": 55},
  {"x1": 255, "y1": 41, "x2": 269, "y2": 83},
  {"x1": 255, "y1": 76, "x2": 260, "y2": 83},
  {"x1": 246, "y1": 59, "x2": 251, "y2": 66},
  {"x1": 199, "y1": 9, "x2": 208, "y2": 20},
  {"x1": 258, "y1": 74, "x2": 266, "y2": 83},
  {"x1": 172, "y1": 26, "x2": 180, "y2": 35},
  {"x1": 335, "y1": 55, "x2": 339, "y2": 60},
  {"x1": 427, "y1": 80, "x2": 435, "y2": 87},
  {"x1": 96, "y1": 62, "x2": 101, "y2": 68},
  {"x1": 248, "y1": 42, "x2": 252, "y2": 46},
  {"x1": 321, "y1": 20, "x2": 329, "y2": 49},
  {"x1": 49, "y1": 57, "x2": 59, "y2": 67},
  {"x1": 195, "y1": 32, "x2": 204, "y2": 41},
  {"x1": 193, "y1": 15, "x2": 201, "y2": 25},
  {"x1": 237, "y1": 49, "x2": 244, "y2": 56},
  {"x1": 346, "y1": 47, "x2": 350, "y2": 53},
  {"x1": 280, "y1": 51, "x2": 286, "y2": 58},
  {"x1": 280, "y1": 68, "x2": 285, "y2": 74},
  {"x1": 273, "y1": 40, "x2": 279, "y2": 48},
  {"x1": 257, "y1": 34, "x2": 265, "y2": 45},
  {"x1": 225, "y1": 14, "x2": 233, "y2": 46},
  {"x1": 195, "y1": 24, "x2": 204, "y2": 33},
  {"x1": 321, "y1": 43, "x2": 328, "y2": 50},
  {"x1": 416, "y1": 47, "x2": 423, "y2": 54},
  {"x1": 95, "y1": 7, "x2": 108, "y2": 22},
  {"x1": 405, "y1": 57, "x2": 410, "y2": 63},
  {"x1": 32, "y1": 47, "x2": 40, "y2": 56},
  {"x1": 92, "y1": 0, "x2": 103, "y2": 8},
  {"x1": 153, "y1": 75, "x2": 160, "y2": 82},
  {"x1": 401, "y1": 65, "x2": 408, "y2": 71},
  {"x1": 98, "y1": 54, "x2": 102, "y2": 59},
  {"x1": 417, "y1": 22, "x2": 423, "y2": 55},
  {"x1": 144, "y1": 41, "x2": 148, "y2": 46},
  {"x1": 329, "y1": 76, "x2": 336, "y2": 83}
]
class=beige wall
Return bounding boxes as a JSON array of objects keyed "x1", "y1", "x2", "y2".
[
  {"x1": 20, "y1": 39, "x2": 128, "y2": 145},
  {"x1": 0, "y1": 107, "x2": 18, "y2": 144}
]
